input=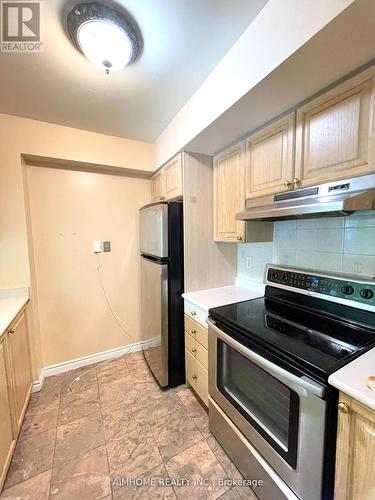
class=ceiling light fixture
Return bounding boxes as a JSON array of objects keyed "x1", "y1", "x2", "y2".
[{"x1": 67, "y1": 2, "x2": 139, "y2": 74}]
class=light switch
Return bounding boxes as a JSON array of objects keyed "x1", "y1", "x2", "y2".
[{"x1": 93, "y1": 240, "x2": 102, "y2": 253}]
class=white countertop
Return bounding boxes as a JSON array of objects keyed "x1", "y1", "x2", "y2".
[
  {"x1": 0, "y1": 288, "x2": 30, "y2": 337},
  {"x1": 182, "y1": 281, "x2": 265, "y2": 313},
  {"x1": 329, "y1": 348, "x2": 375, "y2": 410}
]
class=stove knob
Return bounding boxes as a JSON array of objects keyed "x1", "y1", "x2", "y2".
[
  {"x1": 271, "y1": 270, "x2": 279, "y2": 281},
  {"x1": 360, "y1": 289, "x2": 374, "y2": 300},
  {"x1": 341, "y1": 285, "x2": 354, "y2": 295},
  {"x1": 282, "y1": 272, "x2": 289, "y2": 282}
]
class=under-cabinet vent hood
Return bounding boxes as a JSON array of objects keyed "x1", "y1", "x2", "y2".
[{"x1": 236, "y1": 174, "x2": 375, "y2": 221}]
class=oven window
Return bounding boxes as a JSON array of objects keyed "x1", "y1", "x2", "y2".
[{"x1": 217, "y1": 339, "x2": 299, "y2": 468}]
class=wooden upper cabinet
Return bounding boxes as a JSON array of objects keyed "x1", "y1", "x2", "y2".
[
  {"x1": 151, "y1": 170, "x2": 165, "y2": 202},
  {"x1": 7, "y1": 311, "x2": 32, "y2": 431},
  {"x1": 0, "y1": 339, "x2": 15, "y2": 491},
  {"x1": 151, "y1": 153, "x2": 183, "y2": 202},
  {"x1": 214, "y1": 141, "x2": 245, "y2": 242},
  {"x1": 295, "y1": 67, "x2": 375, "y2": 188},
  {"x1": 164, "y1": 154, "x2": 183, "y2": 200},
  {"x1": 334, "y1": 393, "x2": 375, "y2": 500},
  {"x1": 245, "y1": 112, "x2": 295, "y2": 198}
]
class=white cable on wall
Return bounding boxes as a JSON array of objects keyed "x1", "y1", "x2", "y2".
[{"x1": 67, "y1": 252, "x2": 137, "y2": 392}]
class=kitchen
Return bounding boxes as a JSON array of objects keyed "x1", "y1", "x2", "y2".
[{"x1": 0, "y1": 1, "x2": 375, "y2": 499}]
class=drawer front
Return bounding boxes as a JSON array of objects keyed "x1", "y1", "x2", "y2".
[
  {"x1": 185, "y1": 330, "x2": 207, "y2": 369},
  {"x1": 195, "y1": 341, "x2": 208, "y2": 370},
  {"x1": 185, "y1": 315, "x2": 208, "y2": 349},
  {"x1": 184, "y1": 301, "x2": 207, "y2": 327},
  {"x1": 185, "y1": 348, "x2": 196, "y2": 389},
  {"x1": 185, "y1": 315, "x2": 197, "y2": 338},
  {"x1": 195, "y1": 322, "x2": 208, "y2": 350},
  {"x1": 185, "y1": 331, "x2": 197, "y2": 356},
  {"x1": 195, "y1": 358, "x2": 208, "y2": 407}
]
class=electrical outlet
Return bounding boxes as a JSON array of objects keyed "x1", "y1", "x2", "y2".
[
  {"x1": 93, "y1": 240, "x2": 102, "y2": 253},
  {"x1": 246, "y1": 257, "x2": 253, "y2": 270},
  {"x1": 103, "y1": 241, "x2": 111, "y2": 252}
]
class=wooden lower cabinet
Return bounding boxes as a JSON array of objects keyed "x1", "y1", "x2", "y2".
[
  {"x1": 7, "y1": 311, "x2": 33, "y2": 430},
  {"x1": 0, "y1": 307, "x2": 32, "y2": 492},
  {"x1": 184, "y1": 314, "x2": 208, "y2": 407},
  {"x1": 0, "y1": 339, "x2": 15, "y2": 490},
  {"x1": 334, "y1": 393, "x2": 375, "y2": 500}
]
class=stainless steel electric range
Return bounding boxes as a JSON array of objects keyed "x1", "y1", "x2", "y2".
[{"x1": 208, "y1": 265, "x2": 375, "y2": 500}]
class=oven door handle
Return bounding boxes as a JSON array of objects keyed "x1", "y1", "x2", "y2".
[{"x1": 207, "y1": 319, "x2": 325, "y2": 398}]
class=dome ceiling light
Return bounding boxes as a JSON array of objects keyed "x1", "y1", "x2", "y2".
[{"x1": 67, "y1": 2, "x2": 139, "y2": 74}]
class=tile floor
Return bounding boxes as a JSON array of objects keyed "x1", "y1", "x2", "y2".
[{"x1": 1, "y1": 351, "x2": 257, "y2": 500}]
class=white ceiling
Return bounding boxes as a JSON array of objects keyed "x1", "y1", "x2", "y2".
[{"x1": 0, "y1": 0, "x2": 268, "y2": 142}]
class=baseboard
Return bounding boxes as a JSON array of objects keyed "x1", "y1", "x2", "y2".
[{"x1": 32, "y1": 337, "x2": 157, "y2": 393}]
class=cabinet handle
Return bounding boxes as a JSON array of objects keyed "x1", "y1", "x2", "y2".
[
  {"x1": 192, "y1": 374, "x2": 197, "y2": 380},
  {"x1": 191, "y1": 329, "x2": 196, "y2": 334},
  {"x1": 191, "y1": 348, "x2": 197, "y2": 353},
  {"x1": 293, "y1": 178, "x2": 301, "y2": 187},
  {"x1": 191, "y1": 311, "x2": 196, "y2": 316},
  {"x1": 284, "y1": 180, "x2": 291, "y2": 187},
  {"x1": 338, "y1": 402, "x2": 350, "y2": 414},
  {"x1": 237, "y1": 236, "x2": 243, "y2": 241},
  {"x1": 8, "y1": 328, "x2": 15, "y2": 335}
]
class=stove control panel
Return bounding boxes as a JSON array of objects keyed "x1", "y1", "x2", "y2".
[{"x1": 267, "y1": 267, "x2": 375, "y2": 306}]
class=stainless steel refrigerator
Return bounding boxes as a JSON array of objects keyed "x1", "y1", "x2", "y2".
[{"x1": 139, "y1": 201, "x2": 185, "y2": 388}]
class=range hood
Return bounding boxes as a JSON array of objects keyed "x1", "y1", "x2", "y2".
[{"x1": 236, "y1": 174, "x2": 375, "y2": 221}]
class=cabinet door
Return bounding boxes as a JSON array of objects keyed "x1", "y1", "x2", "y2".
[
  {"x1": 164, "y1": 154, "x2": 183, "y2": 200},
  {"x1": 246, "y1": 112, "x2": 295, "y2": 198},
  {"x1": 296, "y1": 67, "x2": 375, "y2": 188},
  {"x1": 335, "y1": 393, "x2": 375, "y2": 500},
  {"x1": 8, "y1": 312, "x2": 32, "y2": 431},
  {"x1": 214, "y1": 141, "x2": 246, "y2": 242},
  {"x1": 151, "y1": 171, "x2": 165, "y2": 202},
  {"x1": 0, "y1": 339, "x2": 15, "y2": 490}
]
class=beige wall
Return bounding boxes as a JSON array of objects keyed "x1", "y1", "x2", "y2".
[
  {"x1": 0, "y1": 113, "x2": 154, "y2": 377},
  {"x1": 0, "y1": 113, "x2": 154, "y2": 289},
  {"x1": 27, "y1": 165, "x2": 150, "y2": 367}
]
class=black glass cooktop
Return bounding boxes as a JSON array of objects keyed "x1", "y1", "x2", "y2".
[{"x1": 209, "y1": 286, "x2": 375, "y2": 382}]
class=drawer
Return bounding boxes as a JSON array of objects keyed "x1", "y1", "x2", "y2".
[
  {"x1": 184, "y1": 301, "x2": 207, "y2": 327},
  {"x1": 185, "y1": 331, "x2": 196, "y2": 356},
  {"x1": 185, "y1": 348, "x2": 196, "y2": 389},
  {"x1": 195, "y1": 358, "x2": 208, "y2": 407},
  {"x1": 185, "y1": 331, "x2": 208, "y2": 369},
  {"x1": 195, "y1": 340, "x2": 208, "y2": 369},
  {"x1": 184, "y1": 315, "x2": 208, "y2": 350}
]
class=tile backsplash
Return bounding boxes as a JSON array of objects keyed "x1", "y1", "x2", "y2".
[{"x1": 237, "y1": 212, "x2": 375, "y2": 283}]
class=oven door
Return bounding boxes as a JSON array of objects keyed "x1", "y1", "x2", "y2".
[{"x1": 208, "y1": 319, "x2": 327, "y2": 500}]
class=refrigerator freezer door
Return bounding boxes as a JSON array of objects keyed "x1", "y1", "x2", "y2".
[
  {"x1": 141, "y1": 255, "x2": 169, "y2": 387},
  {"x1": 140, "y1": 204, "x2": 168, "y2": 258}
]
